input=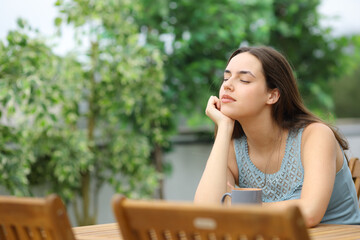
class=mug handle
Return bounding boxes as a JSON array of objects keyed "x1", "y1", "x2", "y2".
[{"x1": 221, "y1": 192, "x2": 232, "y2": 204}]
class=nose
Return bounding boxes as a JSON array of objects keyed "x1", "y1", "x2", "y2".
[{"x1": 222, "y1": 78, "x2": 234, "y2": 91}]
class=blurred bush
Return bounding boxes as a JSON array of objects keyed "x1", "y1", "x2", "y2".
[{"x1": 133, "y1": 0, "x2": 360, "y2": 124}]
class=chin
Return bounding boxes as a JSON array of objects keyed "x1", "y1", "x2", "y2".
[{"x1": 220, "y1": 108, "x2": 237, "y2": 119}]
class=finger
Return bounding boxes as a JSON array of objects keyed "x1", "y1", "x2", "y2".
[
  {"x1": 208, "y1": 96, "x2": 218, "y2": 108},
  {"x1": 205, "y1": 96, "x2": 216, "y2": 115},
  {"x1": 216, "y1": 98, "x2": 221, "y2": 110},
  {"x1": 207, "y1": 96, "x2": 214, "y2": 104},
  {"x1": 227, "y1": 181, "x2": 235, "y2": 190},
  {"x1": 209, "y1": 96, "x2": 219, "y2": 108}
]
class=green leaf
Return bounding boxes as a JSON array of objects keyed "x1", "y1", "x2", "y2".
[{"x1": 54, "y1": 17, "x2": 62, "y2": 27}]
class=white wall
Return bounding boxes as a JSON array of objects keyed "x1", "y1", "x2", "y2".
[
  {"x1": 163, "y1": 143, "x2": 211, "y2": 201},
  {"x1": 337, "y1": 120, "x2": 360, "y2": 158}
]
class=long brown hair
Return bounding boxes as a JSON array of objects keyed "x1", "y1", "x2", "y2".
[{"x1": 227, "y1": 46, "x2": 348, "y2": 151}]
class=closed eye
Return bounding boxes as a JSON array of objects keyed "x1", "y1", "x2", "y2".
[
  {"x1": 240, "y1": 80, "x2": 250, "y2": 83},
  {"x1": 223, "y1": 71, "x2": 231, "y2": 82}
]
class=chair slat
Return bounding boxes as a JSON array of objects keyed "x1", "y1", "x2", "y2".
[
  {"x1": 352, "y1": 159, "x2": 360, "y2": 178},
  {"x1": 165, "y1": 229, "x2": 180, "y2": 240},
  {"x1": 3, "y1": 225, "x2": 17, "y2": 240},
  {"x1": 13, "y1": 226, "x2": 31, "y2": 240},
  {"x1": 349, "y1": 157, "x2": 360, "y2": 200},
  {"x1": 30, "y1": 227, "x2": 44, "y2": 240},
  {"x1": 355, "y1": 179, "x2": 360, "y2": 199},
  {"x1": 0, "y1": 225, "x2": 7, "y2": 240},
  {"x1": 43, "y1": 229, "x2": 55, "y2": 240},
  {"x1": 138, "y1": 230, "x2": 151, "y2": 240}
]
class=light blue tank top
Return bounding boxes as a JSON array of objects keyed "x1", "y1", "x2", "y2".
[{"x1": 234, "y1": 128, "x2": 360, "y2": 224}]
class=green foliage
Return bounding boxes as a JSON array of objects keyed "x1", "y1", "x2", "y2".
[
  {"x1": 331, "y1": 66, "x2": 360, "y2": 118},
  {"x1": 0, "y1": 21, "x2": 92, "y2": 201},
  {"x1": 0, "y1": 125, "x2": 32, "y2": 196},
  {"x1": 330, "y1": 36, "x2": 360, "y2": 118},
  {"x1": 56, "y1": 0, "x2": 172, "y2": 224},
  {"x1": 268, "y1": 0, "x2": 359, "y2": 115},
  {"x1": 134, "y1": 0, "x2": 360, "y2": 124},
  {"x1": 0, "y1": 20, "x2": 59, "y2": 196},
  {"x1": 136, "y1": 0, "x2": 275, "y2": 125},
  {"x1": 0, "y1": 1, "x2": 172, "y2": 225}
]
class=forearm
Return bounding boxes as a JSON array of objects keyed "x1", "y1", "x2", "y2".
[
  {"x1": 263, "y1": 199, "x2": 324, "y2": 227},
  {"x1": 194, "y1": 124, "x2": 233, "y2": 204}
]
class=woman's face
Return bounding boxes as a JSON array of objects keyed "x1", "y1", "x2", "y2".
[{"x1": 219, "y1": 52, "x2": 271, "y2": 120}]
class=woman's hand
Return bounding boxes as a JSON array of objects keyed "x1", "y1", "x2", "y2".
[
  {"x1": 205, "y1": 96, "x2": 234, "y2": 129},
  {"x1": 194, "y1": 96, "x2": 236, "y2": 204}
]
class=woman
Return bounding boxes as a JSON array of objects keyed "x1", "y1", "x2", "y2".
[{"x1": 194, "y1": 46, "x2": 360, "y2": 227}]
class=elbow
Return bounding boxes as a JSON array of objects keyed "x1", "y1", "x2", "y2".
[
  {"x1": 297, "y1": 201, "x2": 326, "y2": 227},
  {"x1": 303, "y1": 211, "x2": 323, "y2": 228},
  {"x1": 304, "y1": 216, "x2": 320, "y2": 228}
]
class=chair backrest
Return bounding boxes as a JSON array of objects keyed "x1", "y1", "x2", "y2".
[
  {"x1": 0, "y1": 194, "x2": 75, "y2": 240},
  {"x1": 112, "y1": 195, "x2": 310, "y2": 240},
  {"x1": 349, "y1": 157, "x2": 360, "y2": 201}
]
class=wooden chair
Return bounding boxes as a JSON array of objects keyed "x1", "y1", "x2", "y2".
[
  {"x1": 112, "y1": 195, "x2": 310, "y2": 240},
  {"x1": 349, "y1": 157, "x2": 360, "y2": 201},
  {"x1": 0, "y1": 194, "x2": 75, "y2": 240}
]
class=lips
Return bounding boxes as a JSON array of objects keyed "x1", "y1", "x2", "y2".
[{"x1": 221, "y1": 94, "x2": 236, "y2": 103}]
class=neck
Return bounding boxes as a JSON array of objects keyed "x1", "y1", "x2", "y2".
[
  {"x1": 240, "y1": 117, "x2": 288, "y2": 175},
  {"x1": 238, "y1": 114, "x2": 285, "y2": 152}
]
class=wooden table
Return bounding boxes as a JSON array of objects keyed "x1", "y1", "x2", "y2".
[
  {"x1": 74, "y1": 223, "x2": 119, "y2": 240},
  {"x1": 309, "y1": 224, "x2": 360, "y2": 240},
  {"x1": 73, "y1": 223, "x2": 360, "y2": 240}
]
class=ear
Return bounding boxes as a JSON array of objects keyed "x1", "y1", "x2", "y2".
[{"x1": 266, "y1": 88, "x2": 280, "y2": 105}]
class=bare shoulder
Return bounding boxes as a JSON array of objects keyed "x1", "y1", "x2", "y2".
[
  {"x1": 302, "y1": 122, "x2": 335, "y2": 142},
  {"x1": 301, "y1": 122, "x2": 338, "y2": 164}
]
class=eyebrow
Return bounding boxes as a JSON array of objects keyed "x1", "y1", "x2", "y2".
[{"x1": 224, "y1": 70, "x2": 256, "y2": 78}]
